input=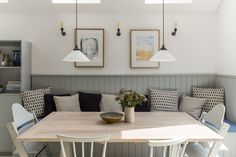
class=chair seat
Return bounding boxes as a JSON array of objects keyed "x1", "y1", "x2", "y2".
[
  {"x1": 185, "y1": 143, "x2": 209, "y2": 157},
  {"x1": 199, "y1": 142, "x2": 228, "y2": 150}
]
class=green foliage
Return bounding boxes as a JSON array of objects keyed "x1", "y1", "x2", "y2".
[{"x1": 115, "y1": 89, "x2": 146, "y2": 107}]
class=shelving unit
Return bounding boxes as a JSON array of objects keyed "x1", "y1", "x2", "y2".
[
  {"x1": 0, "y1": 40, "x2": 31, "y2": 154},
  {"x1": 0, "y1": 40, "x2": 31, "y2": 94}
]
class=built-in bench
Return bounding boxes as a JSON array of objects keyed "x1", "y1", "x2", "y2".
[{"x1": 225, "y1": 119, "x2": 236, "y2": 132}]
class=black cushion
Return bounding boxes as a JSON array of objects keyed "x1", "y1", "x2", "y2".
[
  {"x1": 44, "y1": 94, "x2": 70, "y2": 116},
  {"x1": 135, "y1": 95, "x2": 150, "y2": 112},
  {"x1": 79, "y1": 92, "x2": 101, "y2": 112}
]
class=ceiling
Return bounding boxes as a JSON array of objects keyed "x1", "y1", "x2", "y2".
[{"x1": 0, "y1": 0, "x2": 223, "y2": 13}]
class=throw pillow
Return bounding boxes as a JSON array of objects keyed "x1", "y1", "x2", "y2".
[
  {"x1": 100, "y1": 94, "x2": 122, "y2": 112},
  {"x1": 54, "y1": 94, "x2": 81, "y2": 112},
  {"x1": 44, "y1": 93, "x2": 71, "y2": 116},
  {"x1": 79, "y1": 92, "x2": 102, "y2": 112},
  {"x1": 21, "y1": 87, "x2": 51, "y2": 118},
  {"x1": 135, "y1": 95, "x2": 150, "y2": 112},
  {"x1": 179, "y1": 96, "x2": 207, "y2": 117},
  {"x1": 149, "y1": 88, "x2": 179, "y2": 112},
  {"x1": 192, "y1": 87, "x2": 225, "y2": 112}
]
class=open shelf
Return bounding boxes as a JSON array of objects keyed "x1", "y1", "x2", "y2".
[{"x1": 0, "y1": 66, "x2": 21, "y2": 69}]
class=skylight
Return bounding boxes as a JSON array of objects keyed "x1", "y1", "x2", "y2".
[
  {"x1": 52, "y1": 0, "x2": 101, "y2": 4},
  {"x1": 0, "y1": 0, "x2": 8, "y2": 3},
  {"x1": 145, "y1": 0, "x2": 193, "y2": 4}
]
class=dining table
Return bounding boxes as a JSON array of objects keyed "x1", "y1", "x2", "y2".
[{"x1": 17, "y1": 112, "x2": 223, "y2": 157}]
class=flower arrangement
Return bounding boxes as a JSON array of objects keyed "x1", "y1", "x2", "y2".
[{"x1": 115, "y1": 89, "x2": 146, "y2": 108}]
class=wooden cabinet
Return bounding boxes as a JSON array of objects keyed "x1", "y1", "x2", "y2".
[{"x1": 0, "y1": 40, "x2": 31, "y2": 155}]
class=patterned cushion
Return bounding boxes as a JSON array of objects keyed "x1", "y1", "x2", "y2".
[
  {"x1": 192, "y1": 87, "x2": 225, "y2": 112},
  {"x1": 149, "y1": 88, "x2": 179, "y2": 112},
  {"x1": 22, "y1": 87, "x2": 51, "y2": 117}
]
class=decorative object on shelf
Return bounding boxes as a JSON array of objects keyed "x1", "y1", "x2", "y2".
[
  {"x1": 62, "y1": 0, "x2": 90, "y2": 63},
  {"x1": 100, "y1": 112, "x2": 124, "y2": 124},
  {"x1": 149, "y1": 0, "x2": 176, "y2": 62},
  {"x1": 1, "y1": 54, "x2": 9, "y2": 66},
  {"x1": 11, "y1": 50, "x2": 21, "y2": 66},
  {"x1": 75, "y1": 28, "x2": 105, "y2": 67},
  {"x1": 130, "y1": 29, "x2": 160, "y2": 68},
  {"x1": 116, "y1": 22, "x2": 121, "y2": 36},
  {"x1": 172, "y1": 22, "x2": 178, "y2": 36},
  {"x1": 6, "y1": 81, "x2": 21, "y2": 93},
  {"x1": 0, "y1": 84, "x2": 4, "y2": 93},
  {"x1": 60, "y1": 21, "x2": 66, "y2": 36},
  {"x1": 0, "y1": 49, "x2": 3, "y2": 66},
  {"x1": 115, "y1": 89, "x2": 146, "y2": 123}
]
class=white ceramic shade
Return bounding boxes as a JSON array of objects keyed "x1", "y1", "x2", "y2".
[
  {"x1": 62, "y1": 50, "x2": 90, "y2": 62},
  {"x1": 149, "y1": 49, "x2": 177, "y2": 62}
]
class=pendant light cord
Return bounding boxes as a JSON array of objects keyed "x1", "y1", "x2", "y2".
[
  {"x1": 162, "y1": 0, "x2": 165, "y2": 45},
  {"x1": 74, "y1": 0, "x2": 79, "y2": 50}
]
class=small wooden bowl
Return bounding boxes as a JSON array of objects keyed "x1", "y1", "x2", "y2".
[{"x1": 100, "y1": 112, "x2": 124, "y2": 124}]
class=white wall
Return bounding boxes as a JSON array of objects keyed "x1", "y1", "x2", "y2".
[
  {"x1": 217, "y1": 0, "x2": 236, "y2": 76},
  {"x1": 0, "y1": 12, "x2": 217, "y2": 75}
]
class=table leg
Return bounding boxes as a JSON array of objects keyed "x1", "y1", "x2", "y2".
[{"x1": 60, "y1": 142, "x2": 73, "y2": 157}]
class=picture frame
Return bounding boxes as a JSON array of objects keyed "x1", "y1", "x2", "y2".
[
  {"x1": 74, "y1": 28, "x2": 104, "y2": 67},
  {"x1": 130, "y1": 29, "x2": 160, "y2": 68}
]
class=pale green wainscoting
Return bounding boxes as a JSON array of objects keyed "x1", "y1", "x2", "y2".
[{"x1": 31, "y1": 74, "x2": 236, "y2": 157}]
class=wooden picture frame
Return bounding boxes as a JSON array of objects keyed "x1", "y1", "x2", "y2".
[
  {"x1": 130, "y1": 29, "x2": 160, "y2": 68},
  {"x1": 74, "y1": 28, "x2": 105, "y2": 67}
]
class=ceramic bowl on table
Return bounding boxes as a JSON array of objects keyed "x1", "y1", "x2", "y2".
[{"x1": 100, "y1": 112, "x2": 124, "y2": 124}]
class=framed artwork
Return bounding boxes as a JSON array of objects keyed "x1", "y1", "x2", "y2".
[
  {"x1": 75, "y1": 28, "x2": 104, "y2": 67},
  {"x1": 130, "y1": 29, "x2": 160, "y2": 68}
]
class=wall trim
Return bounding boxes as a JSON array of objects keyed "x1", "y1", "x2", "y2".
[
  {"x1": 32, "y1": 73, "x2": 217, "y2": 77},
  {"x1": 217, "y1": 74, "x2": 236, "y2": 79}
]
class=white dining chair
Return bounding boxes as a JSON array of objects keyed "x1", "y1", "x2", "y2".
[
  {"x1": 7, "y1": 103, "x2": 50, "y2": 157},
  {"x1": 57, "y1": 134, "x2": 110, "y2": 157},
  {"x1": 185, "y1": 104, "x2": 230, "y2": 157},
  {"x1": 148, "y1": 136, "x2": 189, "y2": 157}
]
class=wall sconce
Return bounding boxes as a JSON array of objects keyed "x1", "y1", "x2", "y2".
[
  {"x1": 172, "y1": 22, "x2": 178, "y2": 36},
  {"x1": 116, "y1": 22, "x2": 121, "y2": 36},
  {"x1": 60, "y1": 22, "x2": 66, "y2": 36}
]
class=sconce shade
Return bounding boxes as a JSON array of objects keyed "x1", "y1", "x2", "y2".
[
  {"x1": 62, "y1": 49, "x2": 90, "y2": 62},
  {"x1": 149, "y1": 45, "x2": 177, "y2": 62}
]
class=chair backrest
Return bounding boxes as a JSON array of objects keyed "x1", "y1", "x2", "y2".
[
  {"x1": 148, "y1": 136, "x2": 189, "y2": 157},
  {"x1": 199, "y1": 104, "x2": 230, "y2": 157},
  {"x1": 7, "y1": 103, "x2": 38, "y2": 157},
  {"x1": 12, "y1": 103, "x2": 37, "y2": 132},
  {"x1": 57, "y1": 134, "x2": 110, "y2": 157},
  {"x1": 200, "y1": 104, "x2": 225, "y2": 131}
]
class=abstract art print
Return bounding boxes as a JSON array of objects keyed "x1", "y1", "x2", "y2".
[
  {"x1": 130, "y1": 29, "x2": 160, "y2": 68},
  {"x1": 75, "y1": 28, "x2": 104, "y2": 67}
]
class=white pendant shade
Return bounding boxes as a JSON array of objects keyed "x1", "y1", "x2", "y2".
[
  {"x1": 149, "y1": 49, "x2": 177, "y2": 62},
  {"x1": 62, "y1": 50, "x2": 90, "y2": 62}
]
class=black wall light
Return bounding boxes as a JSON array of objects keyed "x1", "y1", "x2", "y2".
[
  {"x1": 172, "y1": 22, "x2": 178, "y2": 36},
  {"x1": 116, "y1": 22, "x2": 121, "y2": 36},
  {"x1": 60, "y1": 22, "x2": 66, "y2": 36}
]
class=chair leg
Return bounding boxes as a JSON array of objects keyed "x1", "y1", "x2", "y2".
[
  {"x1": 150, "y1": 146, "x2": 154, "y2": 157},
  {"x1": 162, "y1": 146, "x2": 167, "y2": 157}
]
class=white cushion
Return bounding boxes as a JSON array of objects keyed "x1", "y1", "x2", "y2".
[
  {"x1": 54, "y1": 94, "x2": 81, "y2": 112},
  {"x1": 100, "y1": 94, "x2": 122, "y2": 112}
]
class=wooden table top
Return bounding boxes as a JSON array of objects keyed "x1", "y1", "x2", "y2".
[{"x1": 17, "y1": 112, "x2": 223, "y2": 142}]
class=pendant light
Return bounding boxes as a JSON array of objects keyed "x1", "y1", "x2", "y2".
[
  {"x1": 62, "y1": 0, "x2": 90, "y2": 62},
  {"x1": 149, "y1": 0, "x2": 176, "y2": 62}
]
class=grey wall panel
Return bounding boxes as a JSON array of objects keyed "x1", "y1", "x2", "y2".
[
  {"x1": 32, "y1": 74, "x2": 216, "y2": 95},
  {"x1": 216, "y1": 75, "x2": 236, "y2": 123},
  {"x1": 32, "y1": 74, "x2": 217, "y2": 157}
]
